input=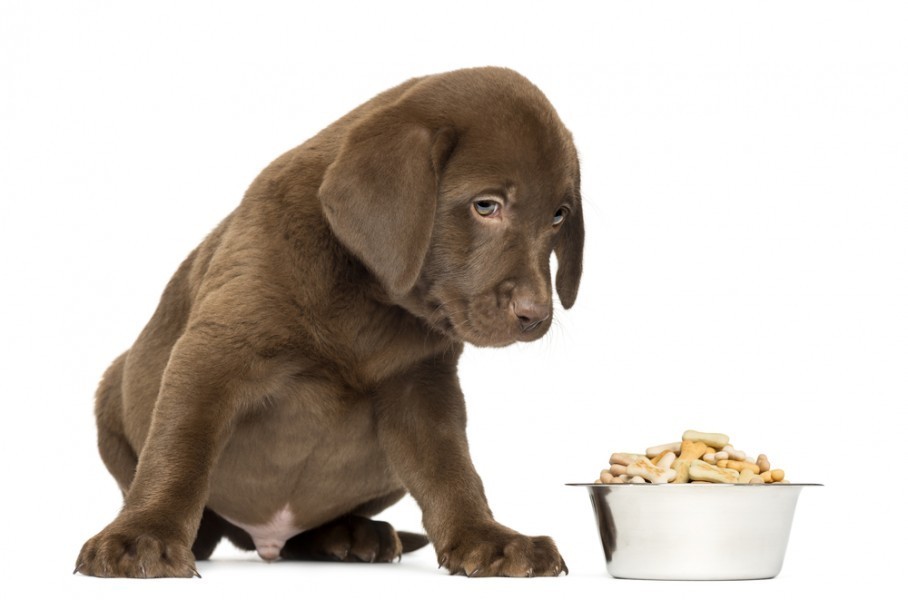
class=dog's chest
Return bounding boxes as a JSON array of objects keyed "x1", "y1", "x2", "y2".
[{"x1": 342, "y1": 300, "x2": 451, "y2": 384}]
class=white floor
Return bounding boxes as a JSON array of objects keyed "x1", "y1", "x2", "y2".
[
  {"x1": 46, "y1": 543, "x2": 832, "y2": 600},
  {"x1": 25, "y1": 497, "x2": 845, "y2": 600}
]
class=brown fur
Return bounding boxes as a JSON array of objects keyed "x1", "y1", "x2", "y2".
[{"x1": 76, "y1": 67, "x2": 583, "y2": 578}]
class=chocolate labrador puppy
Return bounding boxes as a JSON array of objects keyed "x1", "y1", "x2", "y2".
[{"x1": 76, "y1": 66, "x2": 583, "y2": 578}]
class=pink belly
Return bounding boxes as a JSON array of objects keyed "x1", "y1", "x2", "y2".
[{"x1": 222, "y1": 504, "x2": 304, "y2": 561}]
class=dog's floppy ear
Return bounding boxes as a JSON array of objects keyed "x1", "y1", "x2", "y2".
[
  {"x1": 555, "y1": 185, "x2": 584, "y2": 309},
  {"x1": 319, "y1": 107, "x2": 455, "y2": 297}
]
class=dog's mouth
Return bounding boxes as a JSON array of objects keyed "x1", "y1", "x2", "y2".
[{"x1": 423, "y1": 297, "x2": 548, "y2": 348}]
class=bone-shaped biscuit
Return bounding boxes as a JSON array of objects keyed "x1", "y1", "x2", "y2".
[
  {"x1": 626, "y1": 457, "x2": 677, "y2": 484},
  {"x1": 689, "y1": 459, "x2": 738, "y2": 483},
  {"x1": 670, "y1": 440, "x2": 709, "y2": 483},
  {"x1": 682, "y1": 430, "x2": 730, "y2": 449},
  {"x1": 646, "y1": 442, "x2": 681, "y2": 458}
]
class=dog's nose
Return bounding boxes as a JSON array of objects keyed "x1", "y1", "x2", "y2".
[{"x1": 512, "y1": 298, "x2": 550, "y2": 332}]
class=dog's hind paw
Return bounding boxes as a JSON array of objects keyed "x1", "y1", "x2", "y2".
[{"x1": 280, "y1": 515, "x2": 411, "y2": 563}]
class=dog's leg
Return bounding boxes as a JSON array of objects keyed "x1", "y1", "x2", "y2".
[
  {"x1": 96, "y1": 353, "x2": 232, "y2": 564},
  {"x1": 95, "y1": 352, "x2": 138, "y2": 493},
  {"x1": 191, "y1": 508, "x2": 225, "y2": 561},
  {"x1": 374, "y1": 353, "x2": 568, "y2": 577},
  {"x1": 189, "y1": 507, "x2": 257, "y2": 559},
  {"x1": 76, "y1": 329, "x2": 248, "y2": 578}
]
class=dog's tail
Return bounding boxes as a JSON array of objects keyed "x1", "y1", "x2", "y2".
[{"x1": 398, "y1": 531, "x2": 430, "y2": 553}]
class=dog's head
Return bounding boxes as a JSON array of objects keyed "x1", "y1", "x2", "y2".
[{"x1": 319, "y1": 67, "x2": 584, "y2": 347}]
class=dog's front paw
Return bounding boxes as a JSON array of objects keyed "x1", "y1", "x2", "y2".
[
  {"x1": 75, "y1": 516, "x2": 199, "y2": 578},
  {"x1": 437, "y1": 522, "x2": 567, "y2": 577}
]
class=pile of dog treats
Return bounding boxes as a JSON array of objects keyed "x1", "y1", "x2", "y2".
[{"x1": 596, "y1": 430, "x2": 789, "y2": 484}]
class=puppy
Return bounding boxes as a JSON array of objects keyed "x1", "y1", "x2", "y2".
[{"x1": 76, "y1": 66, "x2": 584, "y2": 578}]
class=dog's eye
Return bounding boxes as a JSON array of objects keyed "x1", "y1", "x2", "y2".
[
  {"x1": 553, "y1": 207, "x2": 568, "y2": 227},
  {"x1": 473, "y1": 198, "x2": 501, "y2": 218}
]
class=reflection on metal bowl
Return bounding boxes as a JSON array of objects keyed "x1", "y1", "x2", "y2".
[{"x1": 568, "y1": 483, "x2": 821, "y2": 580}]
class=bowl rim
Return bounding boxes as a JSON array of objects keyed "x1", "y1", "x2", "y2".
[{"x1": 565, "y1": 482, "x2": 824, "y2": 487}]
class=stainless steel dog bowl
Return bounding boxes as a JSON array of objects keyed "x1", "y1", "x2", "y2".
[{"x1": 569, "y1": 483, "x2": 821, "y2": 580}]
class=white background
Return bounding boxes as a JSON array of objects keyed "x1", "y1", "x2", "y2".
[{"x1": 2, "y1": 1, "x2": 906, "y2": 598}]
